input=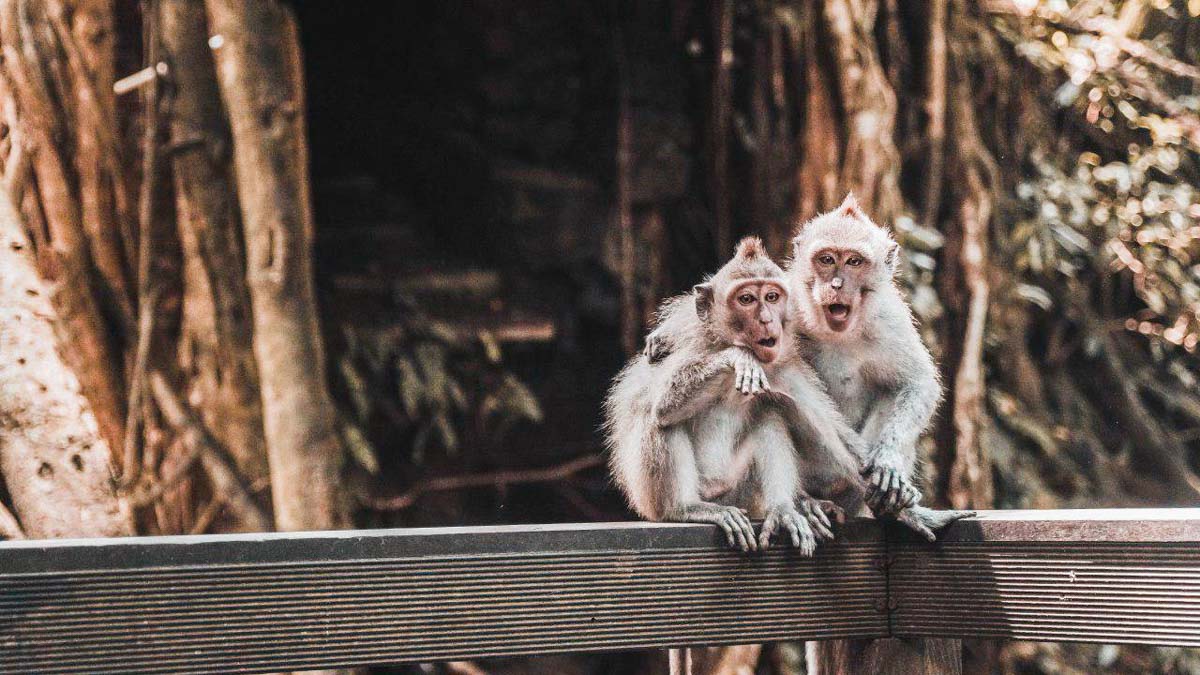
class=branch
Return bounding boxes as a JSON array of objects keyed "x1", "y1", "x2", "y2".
[
  {"x1": 613, "y1": 20, "x2": 637, "y2": 357},
  {"x1": 122, "y1": 0, "x2": 170, "y2": 489},
  {"x1": 1138, "y1": 374, "x2": 1200, "y2": 428},
  {"x1": 364, "y1": 454, "x2": 604, "y2": 511},
  {"x1": 148, "y1": 371, "x2": 271, "y2": 530}
]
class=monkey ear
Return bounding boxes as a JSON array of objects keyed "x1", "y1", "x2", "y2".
[
  {"x1": 693, "y1": 282, "x2": 714, "y2": 320},
  {"x1": 838, "y1": 192, "x2": 865, "y2": 220},
  {"x1": 884, "y1": 241, "x2": 901, "y2": 274}
]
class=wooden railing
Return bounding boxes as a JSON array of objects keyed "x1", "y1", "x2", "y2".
[{"x1": 1, "y1": 509, "x2": 1197, "y2": 674}]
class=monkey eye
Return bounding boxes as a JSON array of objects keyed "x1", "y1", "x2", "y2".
[
  {"x1": 764, "y1": 291, "x2": 781, "y2": 303},
  {"x1": 847, "y1": 256, "x2": 864, "y2": 266},
  {"x1": 737, "y1": 293, "x2": 755, "y2": 306},
  {"x1": 817, "y1": 254, "x2": 835, "y2": 266}
]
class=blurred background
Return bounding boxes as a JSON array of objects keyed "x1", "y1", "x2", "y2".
[{"x1": 1, "y1": 0, "x2": 1199, "y2": 673}]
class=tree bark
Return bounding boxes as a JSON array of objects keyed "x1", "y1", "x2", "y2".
[
  {"x1": 204, "y1": 0, "x2": 348, "y2": 531},
  {"x1": 0, "y1": 0, "x2": 128, "y2": 463},
  {"x1": 0, "y1": 180, "x2": 133, "y2": 539},
  {"x1": 160, "y1": 0, "x2": 268, "y2": 487}
]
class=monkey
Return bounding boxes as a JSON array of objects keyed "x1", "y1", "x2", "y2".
[
  {"x1": 604, "y1": 237, "x2": 843, "y2": 554},
  {"x1": 787, "y1": 194, "x2": 952, "y2": 520},
  {"x1": 642, "y1": 197, "x2": 974, "y2": 540}
]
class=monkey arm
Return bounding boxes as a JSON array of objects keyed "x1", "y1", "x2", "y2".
[
  {"x1": 652, "y1": 347, "x2": 753, "y2": 427},
  {"x1": 860, "y1": 342, "x2": 940, "y2": 514},
  {"x1": 865, "y1": 359, "x2": 940, "y2": 474}
]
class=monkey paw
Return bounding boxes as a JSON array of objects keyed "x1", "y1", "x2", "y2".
[
  {"x1": 797, "y1": 497, "x2": 843, "y2": 542},
  {"x1": 758, "y1": 504, "x2": 816, "y2": 555},
  {"x1": 894, "y1": 505, "x2": 976, "y2": 542},
  {"x1": 673, "y1": 503, "x2": 758, "y2": 552},
  {"x1": 863, "y1": 459, "x2": 920, "y2": 516},
  {"x1": 643, "y1": 332, "x2": 672, "y2": 364},
  {"x1": 730, "y1": 349, "x2": 770, "y2": 395}
]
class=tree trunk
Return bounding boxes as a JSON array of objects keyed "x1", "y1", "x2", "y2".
[
  {"x1": 0, "y1": 0, "x2": 128, "y2": 460},
  {"x1": 204, "y1": 0, "x2": 348, "y2": 531},
  {"x1": 160, "y1": 0, "x2": 268, "y2": 490},
  {"x1": 0, "y1": 182, "x2": 133, "y2": 538}
]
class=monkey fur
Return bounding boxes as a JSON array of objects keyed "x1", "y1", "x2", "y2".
[
  {"x1": 644, "y1": 196, "x2": 974, "y2": 541},
  {"x1": 604, "y1": 237, "x2": 842, "y2": 553}
]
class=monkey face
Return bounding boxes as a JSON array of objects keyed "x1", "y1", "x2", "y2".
[
  {"x1": 722, "y1": 279, "x2": 790, "y2": 363},
  {"x1": 808, "y1": 247, "x2": 874, "y2": 334}
]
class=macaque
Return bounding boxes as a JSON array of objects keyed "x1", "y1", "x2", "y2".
[
  {"x1": 789, "y1": 194, "x2": 942, "y2": 516},
  {"x1": 605, "y1": 237, "x2": 846, "y2": 553},
  {"x1": 643, "y1": 196, "x2": 974, "y2": 540}
]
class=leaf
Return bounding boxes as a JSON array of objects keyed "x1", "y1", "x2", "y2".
[
  {"x1": 337, "y1": 356, "x2": 373, "y2": 421},
  {"x1": 396, "y1": 356, "x2": 423, "y2": 420},
  {"x1": 341, "y1": 422, "x2": 380, "y2": 475}
]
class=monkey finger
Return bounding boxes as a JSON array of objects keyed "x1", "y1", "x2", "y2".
[
  {"x1": 786, "y1": 518, "x2": 802, "y2": 549},
  {"x1": 757, "y1": 516, "x2": 775, "y2": 549},
  {"x1": 735, "y1": 515, "x2": 756, "y2": 551},
  {"x1": 812, "y1": 503, "x2": 832, "y2": 530},
  {"x1": 723, "y1": 513, "x2": 747, "y2": 551},
  {"x1": 912, "y1": 522, "x2": 936, "y2": 542},
  {"x1": 715, "y1": 516, "x2": 740, "y2": 549},
  {"x1": 809, "y1": 518, "x2": 835, "y2": 542},
  {"x1": 737, "y1": 513, "x2": 758, "y2": 551}
]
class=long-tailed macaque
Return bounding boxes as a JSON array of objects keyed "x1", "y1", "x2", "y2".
[
  {"x1": 605, "y1": 237, "x2": 852, "y2": 553},
  {"x1": 643, "y1": 197, "x2": 973, "y2": 540},
  {"x1": 789, "y1": 194, "x2": 943, "y2": 516}
]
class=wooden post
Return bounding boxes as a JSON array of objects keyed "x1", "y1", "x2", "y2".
[
  {"x1": 204, "y1": 0, "x2": 348, "y2": 531},
  {"x1": 808, "y1": 638, "x2": 962, "y2": 675}
]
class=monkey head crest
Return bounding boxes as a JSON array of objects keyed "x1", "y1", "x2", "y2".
[
  {"x1": 693, "y1": 236, "x2": 792, "y2": 364},
  {"x1": 791, "y1": 194, "x2": 900, "y2": 338}
]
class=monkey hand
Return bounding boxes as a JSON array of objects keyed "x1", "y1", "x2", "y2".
[
  {"x1": 728, "y1": 348, "x2": 770, "y2": 395},
  {"x1": 862, "y1": 453, "x2": 920, "y2": 516},
  {"x1": 893, "y1": 505, "x2": 976, "y2": 542},
  {"x1": 758, "y1": 503, "x2": 816, "y2": 555},
  {"x1": 797, "y1": 496, "x2": 843, "y2": 542},
  {"x1": 643, "y1": 330, "x2": 672, "y2": 364},
  {"x1": 670, "y1": 502, "x2": 758, "y2": 552}
]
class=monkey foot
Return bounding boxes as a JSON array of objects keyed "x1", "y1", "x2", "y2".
[
  {"x1": 893, "y1": 505, "x2": 975, "y2": 542},
  {"x1": 796, "y1": 496, "x2": 842, "y2": 542},
  {"x1": 758, "y1": 504, "x2": 816, "y2": 555},
  {"x1": 670, "y1": 502, "x2": 758, "y2": 552}
]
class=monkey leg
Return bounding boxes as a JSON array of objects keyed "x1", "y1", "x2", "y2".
[
  {"x1": 893, "y1": 504, "x2": 976, "y2": 542},
  {"x1": 666, "y1": 502, "x2": 758, "y2": 552},
  {"x1": 759, "y1": 502, "x2": 817, "y2": 555}
]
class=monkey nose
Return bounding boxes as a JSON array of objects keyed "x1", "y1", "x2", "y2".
[{"x1": 831, "y1": 277, "x2": 844, "y2": 289}]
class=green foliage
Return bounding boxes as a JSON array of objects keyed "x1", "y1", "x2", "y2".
[
  {"x1": 334, "y1": 301, "x2": 543, "y2": 471},
  {"x1": 994, "y1": 1, "x2": 1200, "y2": 365}
]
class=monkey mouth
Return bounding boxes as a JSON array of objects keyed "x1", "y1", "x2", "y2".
[
  {"x1": 824, "y1": 303, "x2": 853, "y2": 331},
  {"x1": 749, "y1": 334, "x2": 782, "y2": 362}
]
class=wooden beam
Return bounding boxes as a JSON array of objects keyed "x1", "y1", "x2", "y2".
[{"x1": 2, "y1": 510, "x2": 1200, "y2": 673}]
